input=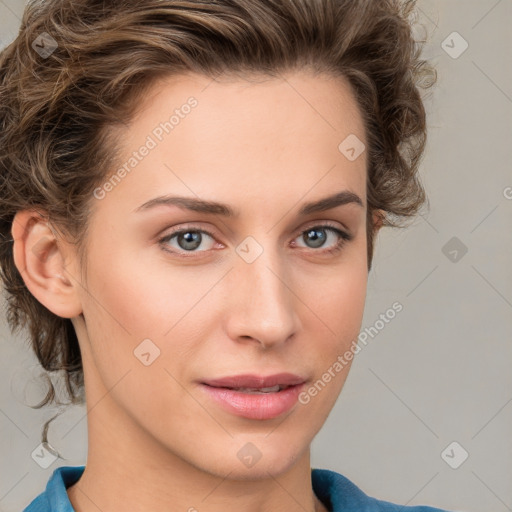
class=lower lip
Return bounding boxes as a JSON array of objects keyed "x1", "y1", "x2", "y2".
[{"x1": 200, "y1": 383, "x2": 306, "y2": 420}]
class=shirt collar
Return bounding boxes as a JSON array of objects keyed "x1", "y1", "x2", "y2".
[
  {"x1": 311, "y1": 467, "x2": 369, "y2": 510},
  {"x1": 46, "y1": 465, "x2": 85, "y2": 512}
]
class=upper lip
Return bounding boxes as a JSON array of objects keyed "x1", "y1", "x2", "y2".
[{"x1": 201, "y1": 373, "x2": 307, "y2": 389}]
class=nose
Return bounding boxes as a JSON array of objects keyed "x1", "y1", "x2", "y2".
[{"x1": 224, "y1": 241, "x2": 300, "y2": 350}]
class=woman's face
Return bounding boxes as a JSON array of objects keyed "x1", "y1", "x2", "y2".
[{"x1": 69, "y1": 70, "x2": 373, "y2": 478}]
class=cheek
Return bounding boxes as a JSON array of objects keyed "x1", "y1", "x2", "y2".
[
  {"x1": 77, "y1": 252, "x2": 194, "y2": 425},
  {"x1": 78, "y1": 240, "x2": 213, "y2": 384},
  {"x1": 327, "y1": 268, "x2": 367, "y2": 338},
  {"x1": 82, "y1": 241, "x2": 181, "y2": 336},
  {"x1": 298, "y1": 249, "x2": 368, "y2": 343},
  {"x1": 295, "y1": 250, "x2": 368, "y2": 402}
]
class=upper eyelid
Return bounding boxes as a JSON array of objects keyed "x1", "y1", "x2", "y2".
[
  {"x1": 160, "y1": 221, "x2": 351, "y2": 248},
  {"x1": 162, "y1": 220, "x2": 350, "y2": 239}
]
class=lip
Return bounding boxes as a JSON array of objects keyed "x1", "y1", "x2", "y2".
[
  {"x1": 199, "y1": 373, "x2": 307, "y2": 420},
  {"x1": 201, "y1": 373, "x2": 306, "y2": 389},
  {"x1": 200, "y1": 382, "x2": 306, "y2": 420}
]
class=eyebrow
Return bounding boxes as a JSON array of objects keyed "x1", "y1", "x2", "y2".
[{"x1": 133, "y1": 190, "x2": 364, "y2": 217}]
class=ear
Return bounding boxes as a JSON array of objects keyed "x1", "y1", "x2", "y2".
[
  {"x1": 371, "y1": 209, "x2": 385, "y2": 235},
  {"x1": 11, "y1": 209, "x2": 83, "y2": 318}
]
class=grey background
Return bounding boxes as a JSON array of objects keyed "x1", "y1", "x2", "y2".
[{"x1": 0, "y1": 1, "x2": 511, "y2": 511}]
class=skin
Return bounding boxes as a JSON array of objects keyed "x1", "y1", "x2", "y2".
[{"x1": 12, "y1": 70, "x2": 383, "y2": 512}]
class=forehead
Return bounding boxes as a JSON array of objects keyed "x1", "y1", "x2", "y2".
[
  {"x1": 100, "y1": 69, "x2": 367, "y2": 217},
  {"x1": 135, "y1": 69, "x2": 366, "y2": 144}
]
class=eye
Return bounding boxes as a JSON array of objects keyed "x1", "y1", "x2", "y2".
[
  {"x1": 158, "y1": 222, "x2": 353, "y2": 258},
  {"x1": 159, "y1": 226, "x2": 216, "y2": 256},
  {"x1": 292, "y1": 222, "x2": 353, "y2": 255}
]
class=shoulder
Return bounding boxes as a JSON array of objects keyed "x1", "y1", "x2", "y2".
[
  {"x1": 22, "y1": 465, "x2": 85, "y2": 512},
  {"x1": 312, "y1": 468, "x2": 452, "y2": 512}
]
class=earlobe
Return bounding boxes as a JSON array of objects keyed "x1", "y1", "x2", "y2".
[{"x1": 11, "y1": 210, "x2": 83, "y2": 319}]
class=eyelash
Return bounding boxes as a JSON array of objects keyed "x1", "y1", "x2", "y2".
[{"x1": 158, "y1": 222, "x2": 353, "y2": 259}]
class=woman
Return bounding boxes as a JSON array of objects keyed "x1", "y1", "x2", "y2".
[{"x1": 0, "y1": 0, "x2": 447, "y2": 510}]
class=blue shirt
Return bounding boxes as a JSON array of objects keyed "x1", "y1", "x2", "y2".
[{"x1": 23, "y1": 465, "x2": 451, "y2": 512}]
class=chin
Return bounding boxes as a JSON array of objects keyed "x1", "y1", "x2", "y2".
[{"x1": 210, "y1": 436, "x2": 307, "y2": 480}]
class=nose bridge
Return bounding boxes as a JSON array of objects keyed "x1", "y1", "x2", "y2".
[{"x1": 227, "y1": 233, "x2": 298, "y2": 344}]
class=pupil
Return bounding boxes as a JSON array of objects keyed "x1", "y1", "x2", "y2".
[
  {"x1": 305, "y1": 228, "x2": 326, "y2": 248},
  {"x1": 179, "y1": 231, "x2": 201, "y2": 250}
]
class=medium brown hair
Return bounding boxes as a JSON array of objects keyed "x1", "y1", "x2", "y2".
[{"x1": 0, "y1": 0, "x2": 436, "y2": 419}]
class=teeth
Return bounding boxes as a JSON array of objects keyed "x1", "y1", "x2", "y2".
[{"x1": 233, "y1": 385, "x2": 283, "y2": 393}]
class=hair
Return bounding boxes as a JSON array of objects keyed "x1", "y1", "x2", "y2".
[{"x1": 0, "y1": 0, "x2": 436, "y2": 436}]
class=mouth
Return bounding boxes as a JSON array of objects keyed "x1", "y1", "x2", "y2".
[
  {"x1": 202, "y1": 383, "x2": 293, "y2": 394},
  {"x1": 199, "y1": 380, "x2": 307, "y2": 420},
  {"x1": 201, "y1": 372, "x2": 307, "y2": 390}
]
